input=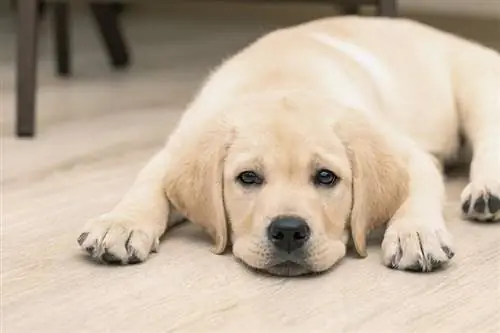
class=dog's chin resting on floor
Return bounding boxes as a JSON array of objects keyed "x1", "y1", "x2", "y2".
[{"x1": 77, "y1": 16, "x2": 500, "y2": 277}]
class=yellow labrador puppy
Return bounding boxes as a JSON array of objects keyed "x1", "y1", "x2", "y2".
[{"x1": 78, "y1": 17, "x2": 500, "y2": 276}]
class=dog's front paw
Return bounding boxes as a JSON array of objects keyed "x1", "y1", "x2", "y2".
[
  {"x1": 461, "y1": 182, "x2": 500, "y2": 222},
  {"x1": 77, "y1": 213, "x2": 159, "y2": 264},
  {"x1": 382, "y1": 220, "x2": 454, "y2": 272}
]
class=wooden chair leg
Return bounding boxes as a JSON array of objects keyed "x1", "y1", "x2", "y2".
[
  {"x1": 53, "y1": 2, "x2": 71, "y2": 76},
  {"x1": 342, "y1": 4, "x2": 360, "y2": 15},
  {"x1": 89, "y1": 3, "x2": 130, "y2": 69},
  {"x1": 338, "y1": 0, "x2": 360, "y2": 15},
  {"x1": 378, "y1": 0, "x2": 397, "y2": 16},
  {"x1": 16, "y1": 0, "x2": 40, "y2": 138},
  {"x1": 10, "y1": 0, "x2": 47, "y2": 17}
]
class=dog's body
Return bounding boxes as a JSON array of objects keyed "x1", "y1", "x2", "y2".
[{"x1": 78, "y1": 17, "x2": 500, "y2": 276}]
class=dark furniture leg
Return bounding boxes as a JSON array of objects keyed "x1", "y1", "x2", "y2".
[
  {"x1": 339, "y1": 0, "x2": 360, "y2": 15},
  {"x1": 53, "y1": 2, "x2": 71, "y2": 76},
  {"x1": 378, "y1": 0, "x2": 397, "y2": 16},
  {"x1": 343, "y1": 4, "x2": 359, "y2": 15},
  {"x1": 16, "y1": 0, "x2": 40, "y2": 137},
  {"x1": 89, "y1": 3, "x2": 130, "y2": 69},
  {"x1": 10, "y1": 0, "x2": 47, "y2": 17}
]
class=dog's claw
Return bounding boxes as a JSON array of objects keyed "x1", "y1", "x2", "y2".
[{"x1": 77, "y1": 232, "x2": 89, "y2": 246}]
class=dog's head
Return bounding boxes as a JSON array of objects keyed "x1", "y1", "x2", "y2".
[{"x1": 165, "y1": 93, "x2": 408, "y2": 276}]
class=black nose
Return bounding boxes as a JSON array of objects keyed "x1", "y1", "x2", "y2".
[{"x1": 267, "y1": 216, "x2": 311, "y2": 253}]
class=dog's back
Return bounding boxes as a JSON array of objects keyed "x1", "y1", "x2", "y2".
[{"x1": 195, "y1": 17, "x2": 498, "y2": 161}]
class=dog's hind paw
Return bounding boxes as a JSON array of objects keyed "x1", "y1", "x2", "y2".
[{"x1": 461, "y1": 182, "x2": 500, "y2": 222}]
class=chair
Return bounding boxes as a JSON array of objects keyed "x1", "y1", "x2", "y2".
[
  {"x1": 339, "y1": 0, "x2": 397, "y2": 16},
  {"x1": 14, "y1": 0, "x2": 397, "y2": 138},
  {"x1": 15, "y1": 0, "x2": 130, "y2": 137}
]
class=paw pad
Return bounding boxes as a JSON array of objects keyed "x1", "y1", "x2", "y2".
[
  {"x1": 461, "y1": 187, "x2": 500, "y2": 222},
  {"x1": 101, "y1": 250, "x2": 122, "y2": 264}
]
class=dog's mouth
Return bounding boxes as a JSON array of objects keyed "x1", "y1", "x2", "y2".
[
  {"x1": 265, "y1": 261, "x2": 312, "y2": 277},
  {"x1": 234, "y1": 242, "x2": 319, "y2": 277},
  {"x1": 267, "y1": 250, "x2": 314, "y2": 276},
  {"x1": 237, "y1": 256, "x2": 313, "y2": 277}
]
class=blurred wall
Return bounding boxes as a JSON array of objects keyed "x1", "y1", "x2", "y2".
[{"x1": 401, "y1": 0, "x2": 500, "y2": 18}]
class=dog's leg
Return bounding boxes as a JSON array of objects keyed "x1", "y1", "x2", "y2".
[
  {"x1": 78, "y1": 149, "x2": 171, "y2": 264},
  {"x1": 382, "y1": 149, "x2": 455, "y2": 271},
  {"x1": 455, "y1": 47, "x2": 500, "y2": 222}
]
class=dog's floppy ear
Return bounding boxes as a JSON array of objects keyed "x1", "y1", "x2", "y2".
[
  {"x1": 164, "y1": 118, "x2": 233, "y2": 254},
  {"x1": 334, "y1": 109, "x2": 409, "y2": 257}
]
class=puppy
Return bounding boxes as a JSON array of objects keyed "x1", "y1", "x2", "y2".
[{"x1": 77, "y1": 17, "x2": 500, "y2": 276}]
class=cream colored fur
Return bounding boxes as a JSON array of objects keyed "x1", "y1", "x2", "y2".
[{"x1": 78, "y1": 17, "x2": 500, "y2": 276}]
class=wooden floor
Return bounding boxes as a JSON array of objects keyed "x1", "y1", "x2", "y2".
[{"x1": 2, "y1": 3, "x2": 500, "y2": 332}]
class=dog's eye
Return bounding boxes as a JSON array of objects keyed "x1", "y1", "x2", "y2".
[
  {"x1": 314, "y1": 169, "x2": 338, "y2": 187},
  {"x1": 237, "y1": 171, "x2": 264, "y2": 186}
]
